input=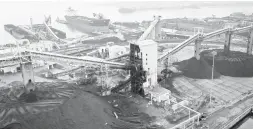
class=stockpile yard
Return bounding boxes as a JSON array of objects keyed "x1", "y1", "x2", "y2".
[
  {"x1": 162, "y1": 38, "x2": 253, "y2": 128},
  {"x1": 174, "y1": 48, "x2": 253, "y2": 78},
  {"x1": 3, "y1": 1, "x2": 253, "y2": 129}
]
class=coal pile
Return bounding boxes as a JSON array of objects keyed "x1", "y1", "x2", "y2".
[
  {"x1": 4, "y1": 91, "x2": 155, "y2": 129},
  {"x1": 201, "y1": 49, "x2": 253, "y2": 77},
  {"x1": 20, "y1": 91, "x2": 38, "y2": 103},
  {"x1": 174, "y1": 57, "x2": 221, "y2": 79}
]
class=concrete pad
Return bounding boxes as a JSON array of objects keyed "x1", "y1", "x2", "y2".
[
  {"x1": 216, "y1": 84, "x2": 233, "y2": 93},
  {"x1": 238, "y1": 87, "x2": 250, "y2": 93},
  {"x1": 179, "y1": 74, "x2": 253, "y2": 104},
  {"x1": 226, "y1": 93, "x2": 239, "y2": 101},
  {"x1": 227, "y1": 77, "x2": 244, "y2": 82},
  {"x1": 212, "y1": 79, "x2": 224, "y2": 84},
  {"x1": 223, "y1": 85, "x2": 238, "y2": 92},
  {"x1": 234, "y1": 83, "x2": 246, "y2": 89},
  {"x1": 205, "y1": 80, "x2": 218, "y2": 85},
  {"x1": 196, "y1": 79, "x2": 210, "y2": 84},
  {"x1": 222, "y1": 96, "x2": 231, "y2": 102},
  {"x1": 210, "y1": 92, "x2": 221, "y2": 98},
  {"x1": 203, "y1": 83, "x2": 214, "y2": 89},
  {"x1": 211, "y1": 89, "x2": 225, "y2": 97},
  {"x1": 234, "y1": 87, "x2": 246, "y2": 93},
  {"x1": 230, "y1": 83, "x2": 243, "y2": 89},
  {"x1": 208, "y1": 84, "x2": 241, "y2": 102},
  {"x1": 173, "y1": 82, "x2": 183, "y2": 87},
  {"x1": 231, "y1": 91, "x2": 242, "y2": 98},
  {"x1": 240, "y1": 84, "x2": 253, "y2": 91},
  {"x1": 244, "y1": 83, "x2": 253, "y2": 89},
  {"x1": 181, "y1": 82, "x2": 200, "y2": 92},
  {"x1": 222, "y1": 81, "x2": 236, "y2": 86},
  {"x1": 239, "y1": 81, "x2": 253, "y2": 87}
]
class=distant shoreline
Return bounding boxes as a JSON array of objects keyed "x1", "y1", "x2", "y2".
[{"x1": 99, "y1": 1, "x2": 253, "y2": 8}]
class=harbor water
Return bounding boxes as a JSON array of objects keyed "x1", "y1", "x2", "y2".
[
  {"x1": 1, "y1": 1, "x2": 253, "y2": 44},
  {"x1": 231, "y1": 113, "x2": 253, "y2": 129},
  {"x1": 237, "y1": 118, "x2": 253, "y2": 129}
]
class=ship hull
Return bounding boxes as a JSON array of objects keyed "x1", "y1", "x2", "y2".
[
  {"x1": 64, "y1": 15, "x2": 110, "y2": 33},
  {"x1": 4, "y1": 24, "x2": 35, "y2": 40}
]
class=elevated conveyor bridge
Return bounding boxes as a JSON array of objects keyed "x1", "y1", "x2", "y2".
[
  {"x1": 158, "y1": 25, "x2": 253, "y2": 61},
  {"x1": 26, "y1": 50, "x2": 126, "y2": 67}
]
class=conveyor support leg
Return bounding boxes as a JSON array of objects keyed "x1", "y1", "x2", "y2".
[{"x1": 247, "y1": 30, "x2": 253, "y2": 55}]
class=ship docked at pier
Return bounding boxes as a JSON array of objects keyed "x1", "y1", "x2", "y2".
[{"x1": 64, "y1": 7, "x2": 110, "y2": 34}]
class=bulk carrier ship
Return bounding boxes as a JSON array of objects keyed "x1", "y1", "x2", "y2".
[{"x1": 64, "y1": 7, "x2": 110, "y2": 34}]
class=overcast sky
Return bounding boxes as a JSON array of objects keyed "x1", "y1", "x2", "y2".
[{"x1": 1, "y1": 0, "x2": 253, "y2": 2}]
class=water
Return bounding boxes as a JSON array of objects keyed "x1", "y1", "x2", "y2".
[
  {"x1": 1, "y1": 1, "x2": 253, "y2": 45},
  {"x1": 237, "y1": 118, "x2": 253, "y2": 129},
  {"x1": 231, "y1": 114, "x2": 253, "y2": 129}
]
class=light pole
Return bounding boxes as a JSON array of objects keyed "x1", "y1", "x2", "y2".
[{"x1": 210, "y1": 51, "x2": 217, "y2": 104}]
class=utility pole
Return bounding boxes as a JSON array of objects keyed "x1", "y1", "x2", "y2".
[{"x1": 210, "y1": 51, "x2": 217, "y2": 104}]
